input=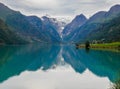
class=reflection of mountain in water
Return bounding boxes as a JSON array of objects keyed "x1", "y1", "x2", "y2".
[
  {"x1": 62, "y1": 45, "x2": 86, "y2": 74},
  {"x1": 62, "y1": 45, "x2": 120, "y2": 83},
  {"x1": 0, "y1": 44, "x2": 61, "y2": 83},
  {"x1": 0, "y1": 44, "x2": 120, "y2": 83}
]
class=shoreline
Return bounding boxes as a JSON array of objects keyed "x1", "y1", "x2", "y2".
[{"x1": 76, "y1": 42, "x2": 120, "y2": 52}]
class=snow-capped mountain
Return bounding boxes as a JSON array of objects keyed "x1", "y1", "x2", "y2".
[{"x1": 41, "y1": 15, "x2": 70, "y2": 37}]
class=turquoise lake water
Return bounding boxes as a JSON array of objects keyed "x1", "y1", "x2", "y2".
[{"x1": 0, "y1": 44, "x2": 120, "y2": 89}]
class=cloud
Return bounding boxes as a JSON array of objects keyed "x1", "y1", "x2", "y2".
[{"x1": 0, "y1": 0, "x2": 120, "y2": 18}]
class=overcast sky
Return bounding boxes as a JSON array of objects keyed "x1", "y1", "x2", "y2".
[{"x1": 0, "y1": 0, "x2": 120, "y2": 18}]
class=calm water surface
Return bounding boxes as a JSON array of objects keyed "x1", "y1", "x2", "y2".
[{"x1": 0, "y1": 44, "x2": 120, "y2": 89}]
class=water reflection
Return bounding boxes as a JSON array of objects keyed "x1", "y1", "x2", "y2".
[
  {"x1": 110, "y1": 79, "x2": 120, "y2": 89},
  {"x1": 0, "y1": 44, "x2": 60, "y2": 83},
  {"x1": 0, "y1": 44, "x2": 120, "y2": 86},
  {"x1": 62, "y1": 45, "x2": 120, "y2": 83}
]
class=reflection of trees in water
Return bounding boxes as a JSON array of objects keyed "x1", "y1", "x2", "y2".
[
  {"x1": 110, "y1": 80, "x2": 120, "y2": 89},
  {"x1": 110, "y1": 73, "x2": 120, "y2": 89}
]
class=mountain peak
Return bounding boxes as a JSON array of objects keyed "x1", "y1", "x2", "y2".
[
  {"x1": 79, "y1": 14, "x2": 86, "y2": 17},
  {"x1": 62, "y1": 14, "x2": 87, "y2": 35},
  {"x1": 89, "y1": 11, "x2": 106, "y2": 19},
  {"x1": 106, "y1": 4, "x2": 120, "y2": 17},
  {"x1": 110, "y1": 4, "x2": 120, "y2": 10},
  {"x1": 75, "y1": 14, "x2": 87, "y2": 21},
  {"x1": 0, "y1": 3, "x2": 12, "y2": 10},
  {"x1": 71, "y1": 14, "x2": 87, "y2": 25},
  {"x1": 0, "y1": 2, "x2": 5, "y2": 6},
  {"x1": 0, "y1": 3, "x2": 9, "y2": 10}
]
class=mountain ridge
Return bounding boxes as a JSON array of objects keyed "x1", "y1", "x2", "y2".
[
  {"x1": 0, "y1": 2, "x2": 120, "y2": 44},
  {"x1": 62, "y1": 14, "x2": 87, "y2": 38},
  {"x1": 0, "y1": 3, "x2": 62, "y2": 44},
  {"x1": 63, "y1": 4, "x2": 120, "y2": 43}
]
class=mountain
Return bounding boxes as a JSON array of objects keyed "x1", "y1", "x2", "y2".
[
  {"x1": 0, "y1": 2, "x2": 120, "y2": 44},
  {"x1": 0, "y1": 3, "x2": 44, "y2": 43},
  {"x1": 62, "y1": 14, "x2": 87, "y2": 38},
  {"x1": 41, "y1": 16, "x2": 62, "y2": 42},
  {"x1": 0, "y1": 19, "x2": 28, "y2": 44},
  {"x1": 88, "y1": 4, "x2": 120, "y2": 23},
  {"x1": 41, "y1": 16, "x2": 67, "y2": 37},
  {"x1": 56, "y1": 17, "x2": 72, "y2": 35},
  {"x1": 85, "y1": 15, "x2": 120, "y2": 42},
  {"x1": 0, "y1": 3, "x2": 15, "y2": 21},
  {"x1": 0, "y1": 3, "x2": 61, "y2": 44},
  {"x1": 63, "y1": 4, "x2": 120, "y2": 43},
  {"x1": 26, "y1": 16, "x2": 43, "y2": 30},
  {"x1": 108, "y1": 4, "x2": 120, "y2": 16}
]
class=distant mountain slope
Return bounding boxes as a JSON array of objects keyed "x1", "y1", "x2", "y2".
[{"x1": 63, "y1": 4, "x2": 120, "y2": 43}]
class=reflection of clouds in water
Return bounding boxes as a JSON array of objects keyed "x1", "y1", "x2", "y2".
[
  {"x1": 110, "y1": 80, "x2": 120, "y2": 89},
  {"x1": 0, "y1": 45, "x2": 120, "y2": 89},
  {"x1": 0, "y1": 68, "x2": 109, "y2": 89}
]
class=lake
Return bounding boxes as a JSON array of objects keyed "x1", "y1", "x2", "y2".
[{"x1": 0, "y1": 44, "x2": 120, "y2": 89}]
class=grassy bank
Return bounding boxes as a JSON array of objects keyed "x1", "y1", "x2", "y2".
[
  {"x1": 90, "y1": 42, "x2": 120, "y2": 49},
  {"x1": 77, "y1": 42, "x2": 120, "y2": 52}
]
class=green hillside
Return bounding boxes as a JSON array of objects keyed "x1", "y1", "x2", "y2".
[{"x1": 86, "y1": 15, "x2": 120, "y2": 42}]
